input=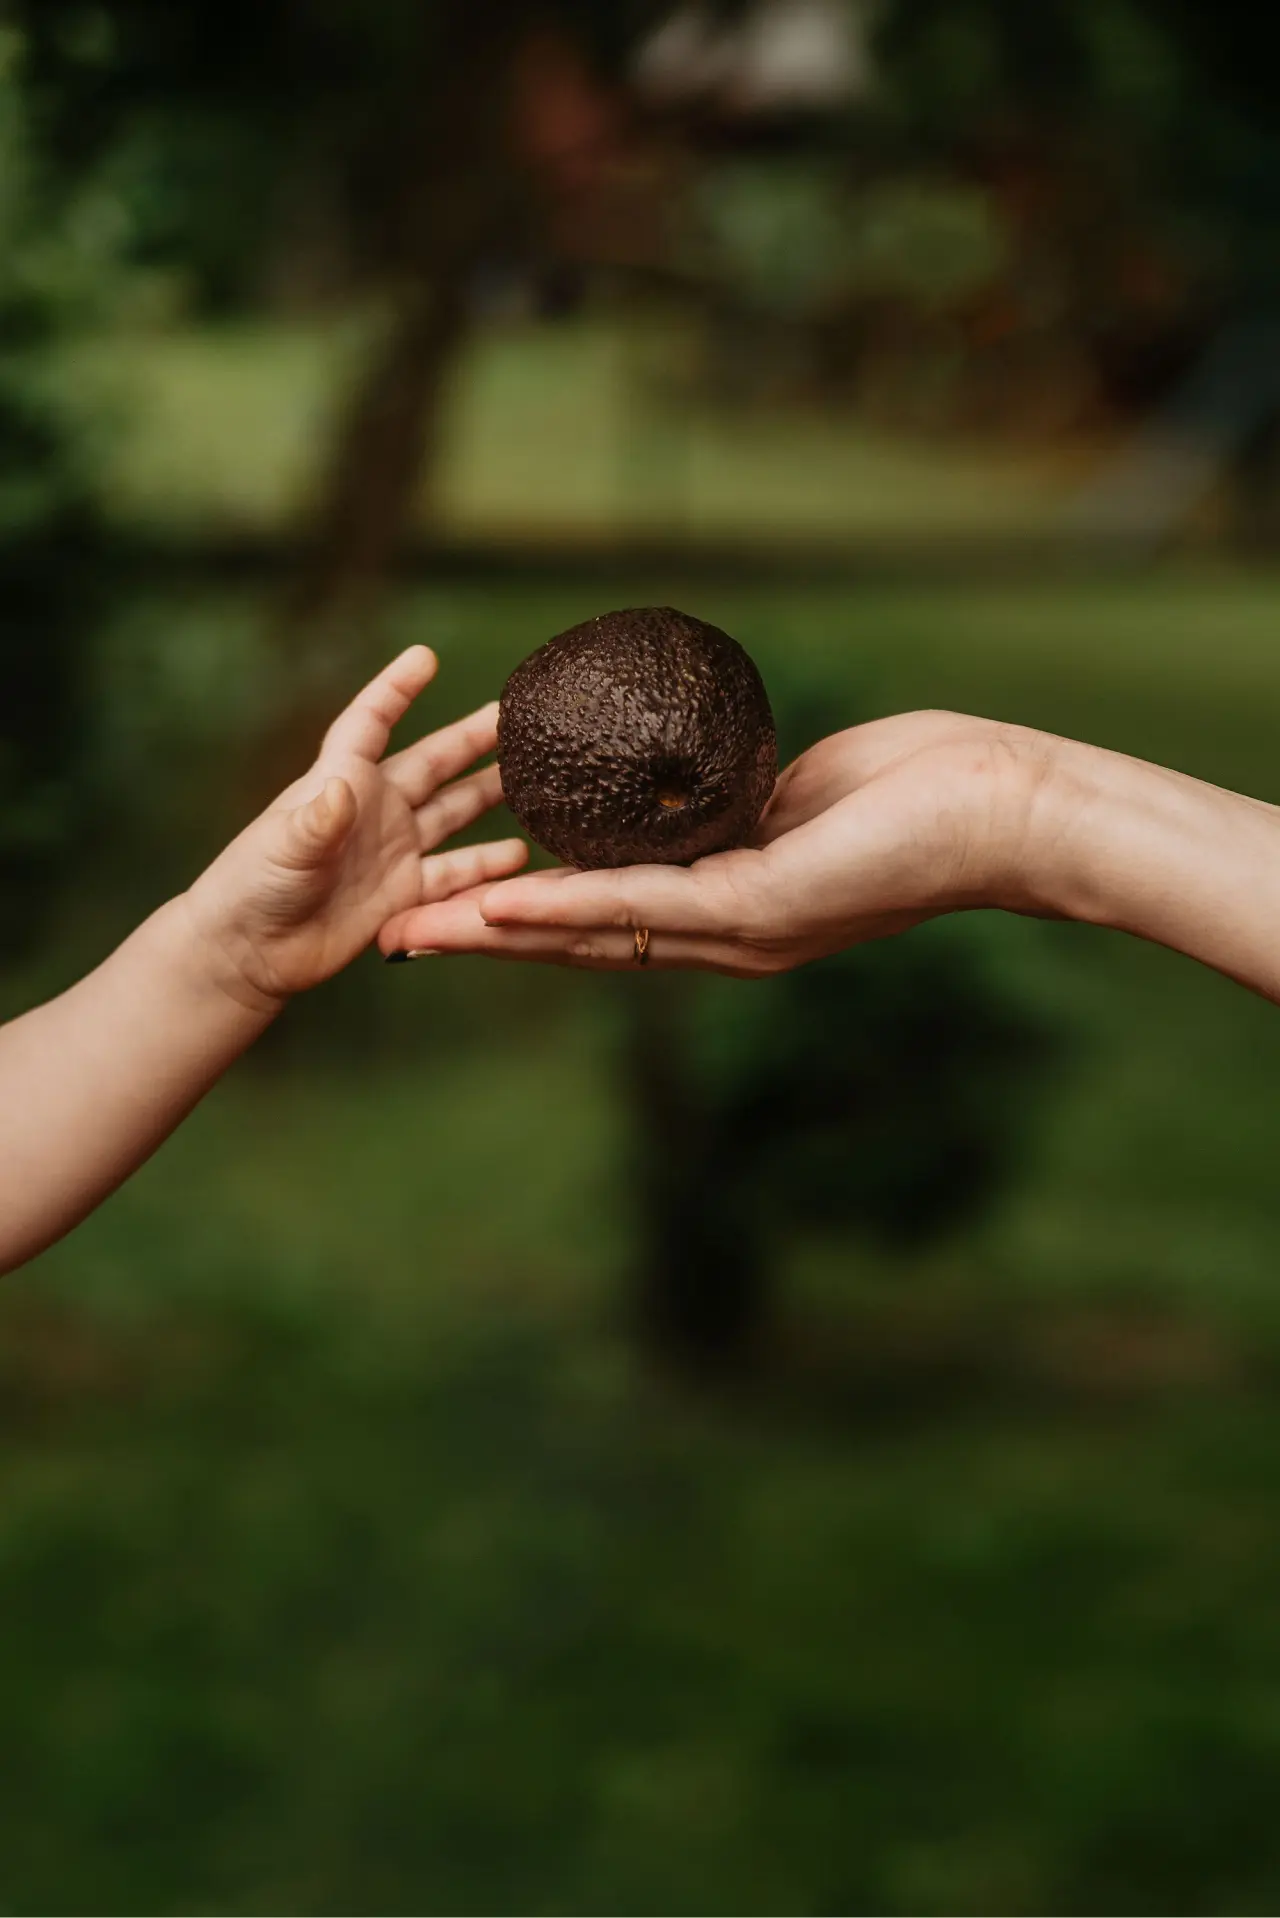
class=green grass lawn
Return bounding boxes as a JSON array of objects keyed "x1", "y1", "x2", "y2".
[
  {"x1": 59, "y1": 314, "x2": 1083, "y2": 548},
  {"x1": 8, "y1": 565, "x2": 1280, "y2": 1912}
]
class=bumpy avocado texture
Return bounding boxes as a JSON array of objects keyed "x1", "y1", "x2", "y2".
[{"x1": 497, "y1": 607, "x2": 777, "y2": 869}]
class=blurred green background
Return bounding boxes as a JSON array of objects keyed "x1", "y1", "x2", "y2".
[{"x1": 7, "y1": 3, "x2": 1280, "y2": 1911}]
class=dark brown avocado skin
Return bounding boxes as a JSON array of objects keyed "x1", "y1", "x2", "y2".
[{"x1": 498, "y1": 607, "x2": 777, "y2": 869}]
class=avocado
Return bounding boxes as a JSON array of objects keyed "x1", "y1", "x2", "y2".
[{"x1": 497, "y1": 606, "x2": 777, "y2": 869}]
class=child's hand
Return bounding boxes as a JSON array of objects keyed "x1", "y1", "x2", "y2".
[{"x1": 183, "y1": 646, "x2": 525, "y2": 1010}]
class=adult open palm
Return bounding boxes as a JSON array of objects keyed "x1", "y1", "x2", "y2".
[{"x1": 379, "y1": 711, "x2": 1043, "y2": 974}]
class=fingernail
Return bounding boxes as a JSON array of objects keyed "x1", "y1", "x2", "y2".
[{"x1": 405, "y1": 948, "x2": 441, "y2": 959}]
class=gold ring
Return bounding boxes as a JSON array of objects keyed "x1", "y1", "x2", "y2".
[{"x1": 633, "y1": 928, "x2": 651, "y2": 967}]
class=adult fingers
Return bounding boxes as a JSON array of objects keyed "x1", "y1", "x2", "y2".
[
  {"x1": 384, "y1": 700, "x2": 500, "y2": 807},
  {"x1": 381, "y1": 892, "x2": 768, "y2": 975},
  {"x1": 475, "y1": 847, "x2": 768, "y2": 938},
  {"x1": 414, "y1": 762, "x2": 505, "y2": 850},
  {"x1": 419, "y1": 836, "x2": 528, "y2": 904},
  {"x1": 320, "y1": 646, "x2": 438, "y2": 765}
]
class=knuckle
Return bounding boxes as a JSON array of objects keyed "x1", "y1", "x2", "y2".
[
  {"x1": 280, "y1": 817, "x2": 317, "y2": 870},
  {"x1": 581, "y1": 877, "x2": 627, "y2": 929}
]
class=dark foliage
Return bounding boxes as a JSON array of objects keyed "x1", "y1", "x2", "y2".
[{"x1": 627, "y1": 673, "x2": 1063, "y2": 1372}]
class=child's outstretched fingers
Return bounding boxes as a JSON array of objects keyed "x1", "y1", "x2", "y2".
[
  {"x1": 415, "y1": 763, "x2": 505, "y2": 850},
  {"x1": 419, "y1": 836, "x2": 529, "y2": 904},
  {"x1": 386, "y1": 700, "x2": 501, "y2": 808},
  {"x1": 321, "y1": 645, "x2": 438, "y2": 765}
]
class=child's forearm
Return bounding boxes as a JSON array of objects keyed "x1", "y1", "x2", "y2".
[
  {"x1": 1027, "y1": 735, "x2": 1280, "y2": 1004},
  {"x1": 0, "y1": 897, "x2": 278, "y2": 1274}
]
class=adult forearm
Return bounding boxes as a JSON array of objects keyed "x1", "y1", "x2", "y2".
[
  {"x1": 0, "y1": 898, "x2": 277, "y2": 1274},
  {"x1": 1028, "y1": 735, "x2": 1280, "y2": 1003}
]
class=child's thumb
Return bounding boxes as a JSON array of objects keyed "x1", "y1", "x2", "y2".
[{"x1": 280, "y1": 776, "x2": 358, "y2": 869}]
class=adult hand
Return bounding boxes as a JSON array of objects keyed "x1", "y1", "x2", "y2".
[{"x1": 379, "y1": 712, "x2": 1052, "y2": 975}]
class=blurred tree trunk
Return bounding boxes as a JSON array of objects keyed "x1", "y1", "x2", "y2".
[
  {"x1": 244, "y1": 14, "x2": 643, "y2": 801},
  {"x1": 252, "y1": 267, "x2": 481, "y2": 797},
  {"x1": 625, "y1": 979, "x2": 767, "y2": 1372},
  {"x1": 246, "y1": 17, "x2": 534, "y2": 806},
  {"x1": 282, "y1": 279, "x2": 469, "y2": 635}
]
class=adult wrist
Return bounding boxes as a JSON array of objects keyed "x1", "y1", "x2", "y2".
[
  {"x1": 996, "y1": 729, "x2": 1175, "y2": 930},
  {"x1": 1006, "y1": 731, "x2": 1280, "y2": 1004},
  {"x1": 945, "y1": 722, "x2": 1080, "y2": 920},
  {"x1": 1009, "y1": 731, "x2": 1121, "y2": 924}
]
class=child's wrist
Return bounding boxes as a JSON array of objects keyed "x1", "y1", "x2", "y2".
[{"x1": 158, "y1": 895, "x2": 291, "y2": 1024}]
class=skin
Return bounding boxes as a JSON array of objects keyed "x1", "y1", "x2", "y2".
[
  {"x1": 380, "y1": 709, "x2": 1280, "y2": 1007},
  {"x1": 0, "y1": 645, "x2": 525, "y2": 1276}
]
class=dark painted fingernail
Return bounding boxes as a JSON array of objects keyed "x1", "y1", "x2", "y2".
[{"x1": 384, "y1": 950, "x2": 410, "y2": 964}]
